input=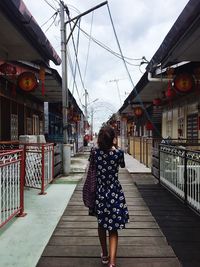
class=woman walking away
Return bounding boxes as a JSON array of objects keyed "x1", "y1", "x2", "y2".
[{"x1": 91, "y1": 125, "x2": 129, "y2": 267}]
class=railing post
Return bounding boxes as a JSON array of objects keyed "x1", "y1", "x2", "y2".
[
  {"x1": 40, "y1": 144, "x2": 46, "y2": 195},
  {"x1": 18, "y1": 149, "x2": 27, "y2": 217},
  {"x1": 140, "y1": 137, "x2": 142, "y2": 163},
  {"x1": 158, "y1": 144, "x2": 161, "y2": 184},
  {"x1": 52, "y1": 144, "x2": 54, "y2": 179},
  {"x1": 184, "y1": 149, "x2": 188, "y2": 205},
  {"x1": 146, "y1": 138, "x2": 148, "y2": 167}
]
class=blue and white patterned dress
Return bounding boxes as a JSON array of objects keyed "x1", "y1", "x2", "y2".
[{"x1": 92, "y1": 147, "x2": 129, "y2": 231}]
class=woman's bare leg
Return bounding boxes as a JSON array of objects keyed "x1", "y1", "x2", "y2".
[
  {"x1": 98, "y1": 226, "x2": 108, "y2": 256},
  {"x1": 109, "y1": 230, "x2": 118, "y2": 265}
]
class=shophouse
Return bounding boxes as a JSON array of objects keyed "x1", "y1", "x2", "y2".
[{"x1": 117, "y1": 0, "x2": 200, "y2": 214}]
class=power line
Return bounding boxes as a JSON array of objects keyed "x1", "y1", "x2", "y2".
[
  {"x1": 83, "y1": 11, "x2": 94, "y2": 84},
  {"x1": 68, "y1": 51, "x2": 84, "y2": 107},
  {"x1": 41, "y1": 12, "x2": 58, "y2": 27},
  {"x1": 66, "y1": 12, "x2": 86, "y2": 98},
  {"x1": 106, "y1": 3, "x2": 161, "y2": 136},
  {"x1": 45, "y1": 12, "x2": 58, "y2": 32},
  {"x1": 43, "y1": 0, "x2": 58, "y2": 11},
  {"x1": 76, "y1": 24, "x2": 141, "y2": 66}
]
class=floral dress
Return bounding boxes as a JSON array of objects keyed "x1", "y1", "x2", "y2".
[{"x1": 93, "y1": 147, "x2": 129, "y2": 231}]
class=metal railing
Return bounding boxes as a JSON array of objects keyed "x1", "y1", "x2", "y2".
[
  {"x1": 0, "y1": 149, "x2": 25, "y2": 228},
  {"x1": 24, "y1": 143, "x2": 54, "y2": 194},
  {"x1": 0, "y1": 141, "x2": 54, "y2": 194},
  {"x1": 160, "y1": 144, "x2": 200, "y2": 213}
]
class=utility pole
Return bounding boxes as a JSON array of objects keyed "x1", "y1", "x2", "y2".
[
  {"x1": 60, "y1": 1, "x2": 108, "y2": 174},
  {"x1": 60, "y1": 1, "x2": 68, "y2": 143},
  {"x1": 108, "y1": 78, "x2": 122, "y2": 105},
  {"x1": 60, "y1": 1, "x2": 71, "y2": 175}
]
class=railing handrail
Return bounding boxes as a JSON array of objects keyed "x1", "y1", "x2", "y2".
[{"x1": 160, "y1": 143, "x2": 200, "y2": 156}]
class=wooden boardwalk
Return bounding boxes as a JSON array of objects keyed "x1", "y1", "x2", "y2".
[{"x1": 37, "y1": 169, "x2": 181, "y2": 267}]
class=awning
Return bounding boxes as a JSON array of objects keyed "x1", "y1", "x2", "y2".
[
  {"x1": 119, "y1": 73, "x2": 163, "y2": 113},
  {"x1": 0, "y1": 0, "x2": 61, "y2": 65},
  {"x1": 146, "y1": 0, "x2": 200, "y2": 72}
]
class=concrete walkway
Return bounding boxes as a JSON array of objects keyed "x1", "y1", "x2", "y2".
[
  {"x1": 124, "y1": 153, "x2": 151, "y2": 173},
  {"x1": 0, "y1": 152, "x2": 88, "y2": 267}
]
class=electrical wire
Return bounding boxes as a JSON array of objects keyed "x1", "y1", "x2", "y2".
[
  {"x1": 83, "y1": 11, "x2": 94, "y2": 84},
  {"x1": 76, "y1": 24, "x2": 141, "y2": 67},
  {"x1": 41, "y1": 12, "x2": 58, "y2": 27},
  {"x1": 106, "y1": 4, "x2": 134, "y2": 87},
  {"x1": 106, "y1": 3, "x2": 161, "y2": 136},
  {"x1": 45, "y1": 12, "x2": 58, "y2": 32},
  {"x1": 68, "y1": 51, "x2": 84, "y2": 106},
  {"x1": 72, "y1": 19, "x2": 81, "y2": 95},
  {"x1": 67, "y1": 4, "x2": 81, "y2": 15},
  {"x1": 66, "y1": 12, "x2": 86, "y2": 98},
  {"x1": 43, "y1": 0, "x2": 57, "y2": 11},
  {"x1": 51, "y1": 0, "x2": 60, "y2": 5}
]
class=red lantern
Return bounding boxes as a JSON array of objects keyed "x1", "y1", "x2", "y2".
[
  {"x1": 165, "y1": 81, "x2": 176, "y2": 99},
  {"x1": 18, "y1": 72, "x2": 38, "y2": 92},
  {"x1": 134, "y1": 107, "x2": 143, "y2": 117},
  {"x1": 173, "y1": 73, "x2": 194, "y2": 93},
  {"x1": 0, "y1": 63, "x2": 17, "y2": 75},
  {"x1": 153, "y1": 98, "x2": 162, "y2": 106},
  {"x1": 145, "y1": 121, "x2": 153, "y2": 130}
]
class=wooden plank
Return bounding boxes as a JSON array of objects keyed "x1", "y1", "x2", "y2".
[
  {"x1": 48, "y1": 236, "x2": 167, "y2": 246},
  {"x1": 42, "y1": 245, "x2": 175, "y2": 257},
  {"x1": 56, "y1": 221, "x2": 159, "y2": 229},
  {"x1": 37, "y1": 257, "x2": 180, "y2": 267},
  {"x1": 60, "y1": 215, "x2": 156, "y2": 222},
  {"x1": 66, "y1": 205, "x2": 150, "y2": 211},
  {"x1": 63, "y1": 210, "x2": 152, "y2": 216},
  {"x1": 53, "y1": 228, "x2": 164, "y2": 237}
]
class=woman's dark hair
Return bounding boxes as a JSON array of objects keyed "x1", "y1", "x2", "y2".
[{"x1": 97, "y1": 125, "x2": 115, "y2": 151}]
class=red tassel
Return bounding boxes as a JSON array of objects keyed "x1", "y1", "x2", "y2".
[{"x1": 41, "y1": 81, "x2": 45, "y2": 96}]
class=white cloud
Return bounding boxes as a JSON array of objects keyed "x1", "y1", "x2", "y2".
[{"x1": 23, "y1": 0, "x2": 189, "y2": 131}]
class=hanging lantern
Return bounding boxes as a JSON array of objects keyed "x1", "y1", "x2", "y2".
[
  {"x1": 39, "y1": 66, "x2": 45, "y2": 96},
  {"x1": 165, "y1": 80, "x2": 176, "y2": 99},
  {"x1": 153, "y1": 98, "x2": 162, "y2": 106},
  {"x1": 145, "y1": 121, "x2": 154, "y2": 130},
  {"x1": 18, "y1": 72, "x2": 38, "y2": 92},
  {"x1": 173, "y1": 73, "x2": 194, "y2": 93},
  {"x1": 134, "y1": 106, "x2": 143, "y2": 117},
  {"x1": 0, "y1": 63, "x2": 17, "y2": 75}
]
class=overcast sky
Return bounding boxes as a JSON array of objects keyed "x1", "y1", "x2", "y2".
[{"x1": 23, "y1": 0, "x2": 189, "y2": 132}]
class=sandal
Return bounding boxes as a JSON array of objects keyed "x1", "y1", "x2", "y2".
[{"x1": 101, "y1": 253, "x2": 109, "y2": 264}]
